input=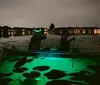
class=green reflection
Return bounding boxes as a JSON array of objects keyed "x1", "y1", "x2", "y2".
[{"x1": 0, "y1": 56, "x2": 99, "y2": 85}]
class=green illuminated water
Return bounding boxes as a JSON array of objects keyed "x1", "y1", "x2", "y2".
[{"x1": 0, "y1": 55, "x2": 100, "y2": 85}]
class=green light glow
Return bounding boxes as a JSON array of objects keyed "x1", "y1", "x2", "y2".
[
  {"x1": 34, "y1": 29, "x2": 41, "y2": 32},
  {"x1": 0, "y1": 56, "x2": 99, "y2": 85}
]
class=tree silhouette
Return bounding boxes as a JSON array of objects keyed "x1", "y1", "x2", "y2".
[{"x1": 49, "y1": 23, "x2": 55, "y2": 31}]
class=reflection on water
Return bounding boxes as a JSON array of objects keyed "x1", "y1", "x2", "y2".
[
  {"x1": 0, "y1": 31, "x2": 33, "y2": 38},
  {"x1": 21, "y1": 32, "x2": 25, "y2": 36},
  {"x1": 0, "y1": 56, "x2": 100, "y2": 85},
  {"x1": 94, "y1": 29, "x2": 100, "y2": 35},
  {"x1": 53, "y1": 29, "x2": 100, "y2": 35}
]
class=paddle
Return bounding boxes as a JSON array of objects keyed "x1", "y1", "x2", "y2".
[{"x1": 72, "y1": 32, "x2": 75, "y2": 68}]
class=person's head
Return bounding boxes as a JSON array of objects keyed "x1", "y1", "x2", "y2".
[{"x1": 61, "y1": 31, "x2": 69, "y2": 39}]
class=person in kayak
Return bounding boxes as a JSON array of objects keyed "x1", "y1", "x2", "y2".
[
  {"x1": 59, "y1": 31, "x2": 75, "y2": 51},
  {"x1": 28, "y1": 28, "x2": 47, "y2": 51}
]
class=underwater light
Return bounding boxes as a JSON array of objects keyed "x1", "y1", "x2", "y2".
[{"x1": 34, "y1": 28, "x2": 41, "y2": 32}]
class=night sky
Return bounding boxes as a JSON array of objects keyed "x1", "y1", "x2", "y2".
[{"x1": 0, "y1": 0, "x2": 100, "y2": 28}]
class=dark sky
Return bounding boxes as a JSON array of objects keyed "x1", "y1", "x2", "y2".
[{"x1": 0, "y1": 0, "x2": 100, "y2": 28}]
